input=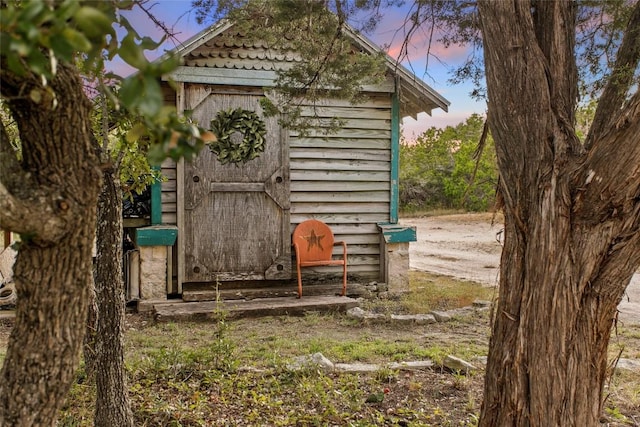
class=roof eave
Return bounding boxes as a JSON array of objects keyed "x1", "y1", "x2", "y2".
[
  {"x1": 163, "y1": 20, "x2": 451, "y2": 118},
  {"x1": 342, "y1": 26, "x2": 450, "y2": 116},
  {"x1": 156, "y1": 20, "x2": 234, "y2": 65}
]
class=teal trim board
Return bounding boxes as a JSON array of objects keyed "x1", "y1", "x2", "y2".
[
  {"x1": 150, "y1": 166, "x2": 162, "y2": 225},
  {"x1": 377, "y1": 223, "x2": 417, "y2": 243},
  {"x1": 135, "y1": 226, "x2": 178, "y2": 246},
  {"x1": 390, "y1": 91, "x2": 400, "y2": 223}
]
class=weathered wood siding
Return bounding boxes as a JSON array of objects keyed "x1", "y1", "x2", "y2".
[
  {"x1": 161, "y1": 159, "x2": 177, "y2": 225},
  {"x1": 160, "y1": 29, "x2": 394, "y2": 282},
  {"x1": 289, "y1": 96, "x2": 392, "y2": 279},
  {"x1": 160, "y1": 95, "x2": 393, "y2": 280}
]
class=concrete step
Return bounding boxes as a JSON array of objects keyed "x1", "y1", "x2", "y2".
[
  {"x1": 182, "y1": 283, "x2": 370, "y2": 302},
  {"x1": 151, "y1": 295, "x2": 359, "y2": 322}
]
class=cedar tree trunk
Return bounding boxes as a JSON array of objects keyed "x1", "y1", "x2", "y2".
[
  {"x1": 0, "y1": 64, "x2": 102, "y2": 425},
  {"x1": 477, "y1": 1, "x2": 640, "y2": 426},
  {"x1": 92, "y1": 167, "x2": 134, "y2": 427}
]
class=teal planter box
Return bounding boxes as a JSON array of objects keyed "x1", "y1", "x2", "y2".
[
  {"x1": 135, "y1": 226, "x2": 178, "y2": 247},
  {"x1": 377, "y1": 223, "x2": 417, "y2": 243}
]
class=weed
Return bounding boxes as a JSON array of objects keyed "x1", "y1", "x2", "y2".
[
  {"x1": 403, "y1": 271, "x2": 497, "y2": 313},
  {"x1": 374, "y1": 366, "x2": 397, "y2": 384},
  {"x1": 51, "y1": 271, "x2": 640, "y2": 425},
  {"x1": 605, "y1": 406, "x2": 628, "y2": 422},
  {"x1": 452, "y1": 371, "x2": 471, "y2": 390}
]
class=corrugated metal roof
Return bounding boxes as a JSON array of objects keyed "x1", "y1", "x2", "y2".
[{"x1": 169, "y1": 19, "x2": 449, "y2": 118}]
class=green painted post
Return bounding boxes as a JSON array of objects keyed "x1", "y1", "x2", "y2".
[
  {"x1": 390, "y1": 91, "x2": 400, "y2": 224},
  {"x1": 150, "y1": 166, "x2": 162, "y2": 225}
]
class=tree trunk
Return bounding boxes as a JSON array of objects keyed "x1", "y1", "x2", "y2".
[
  {"x1": 477, "y1": 2, "x2": 640, "y2": 426},
  {"x1": 0, "y1": 64, "x2": 102, "y2": 425},
  {"x1": 92, "y1": 167, "x2": 134, "y2": 426},
  {"x1": 83, "y1": 279, "x2": 98, "y2": 383}
]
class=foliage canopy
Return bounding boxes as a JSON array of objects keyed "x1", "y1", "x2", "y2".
[{"x1": 400, "y1": 114, "x2": 497, "y2": 212}]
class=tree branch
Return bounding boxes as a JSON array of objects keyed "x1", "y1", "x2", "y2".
[
  {"x1": 573, "y1": 91, "x2": 640, "y2": 223},
  {"x1": 533, "y1": 1, "x2": 581, "y2": 153},
  {"x1": 0, "y1": 85, "x2": 72, "y2": 244},
  {"x1": 586, "y1": 1, "x2": 640, "y2": 149},
  {"x1": 477, "y1": 1, "x2": 555, "y2": 194},
  {"x1": 0, "y1": 182, "x2": 69, "y2": 243},
  {"x1": 0, "y1": 140, "x2": 69, "y2": 241}
]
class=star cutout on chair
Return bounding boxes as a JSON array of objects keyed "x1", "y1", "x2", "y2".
[{"x1": 303, "y1": 229, "x2": 325, "y2": 251}]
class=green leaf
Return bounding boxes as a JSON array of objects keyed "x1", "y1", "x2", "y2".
[
  {"x1": 136, "y1": 75, "x2": 163, "y2": 117},
  {"x1": 60, "y1": 28, "x2": 91, "y2": 54},
  {"x1": 26, "y1": 49, "x2": 51, "y2": 78},
  {"x1": 24, "y1": 25, "x2": 41, "y2": 43},
  {"x1": 10, "y1": 37, "x2": 31, "y2": 57},
  {"x1": 119, "y1": 77, "x2": 141, "y2": 110},
  {"x1": 138, "y1": 35, "x2": 163, "y2": 51},
  {"x1": 55, "y1": 0, "x2": 80, "y2": 22},
  {"x1": 73, "y1": 6, "x2": 114, "y2": 40},
  {"x1": 6, "y1": 52, "x2": 26, "y2": 77},
  {"x1": 119, "y1": 33, "x2": 149, "y2": 70},
  {"x1": 118, "y1": 1, "x2": 136, "y2": 10},
  {"x1": 19, "y1": 1, "x2": 45, "y2": 23},
  {"x1": 126, "y1": 123, "x2": 148, "y2": 143},
  {"x1": 154, "y1": 54, "x2": 181, "y2": 75},
  {"x1": 117, "y1": 16, "x2": 141, "y2": 39},
  {"x1": 147, "y1": 143, "x2": 167, "y2": 166}
]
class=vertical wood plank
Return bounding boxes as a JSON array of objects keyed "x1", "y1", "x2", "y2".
[
  {"x1": 150, "y1": 166, "x2": 162, "y2": 225},
  {"x1": 390, "y1": 90, "x2": 400, "y2": 223},
  {"x1": 176, "y1": 82, "x2": 186, "y2": 294}
]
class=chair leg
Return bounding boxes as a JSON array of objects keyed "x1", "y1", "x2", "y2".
[
  {"x1": 341, "y1": 263, "x2": 347, "y2": 296},
  {"x1": 296, "y1": 262, "x2": 303, "y2": 298}
]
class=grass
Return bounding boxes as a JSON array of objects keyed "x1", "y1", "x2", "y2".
[
  {"x1": 56, "y1": 275, "x2": 498, "y2": 425},
  {"x1": 52, "y1": 274, "x2": 640, "y2": 425},
  {"x1": 362, "y1": 270, "x2": 497, "y2": 315},
  {"x1": 0, "y1": 273, "x2": 625, "y2": 426}
]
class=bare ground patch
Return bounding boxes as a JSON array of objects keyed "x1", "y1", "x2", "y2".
[{"x1": 403, "y1": 213, "x2": 640, "y2": 325}]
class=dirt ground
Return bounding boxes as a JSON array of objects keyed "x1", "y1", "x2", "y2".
[{"x1": 402, "y1": 213, "x2": 640, "y2": 325}]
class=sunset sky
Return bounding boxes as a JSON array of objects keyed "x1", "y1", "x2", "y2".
[{"x1": 118, "y1": 1, "x2": 486, "y2": 140}]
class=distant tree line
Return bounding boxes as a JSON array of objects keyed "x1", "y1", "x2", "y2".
[{"x1": 399, "y1": 113, "x2": 498, "y2": 213}]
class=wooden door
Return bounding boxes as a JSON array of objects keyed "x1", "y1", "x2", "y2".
[{"x1": 182, "y1": 88, "x2": 290, "y2": 282}]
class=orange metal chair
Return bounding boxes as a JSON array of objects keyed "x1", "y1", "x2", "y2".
[{"x1": 292, "y1": 219, "x2": 347, "y2": 298}]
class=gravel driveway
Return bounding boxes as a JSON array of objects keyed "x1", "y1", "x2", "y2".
[{"x1": 402, "y1": 213, "x2": 640, "y2": 325}]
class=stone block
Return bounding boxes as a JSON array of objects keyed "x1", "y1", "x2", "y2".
[
  {"x1": 390, "y1": 313, "x2": 436, "y2": 324},
  {"x1": 387, "y1": 360, "x2": 434, "y2": 371},
  {"x1": 472, "y1": 299, "x2": 492, "y2": 308},
  {"x1": 335, "y1": 363, "x2": 380, "y2": 373},
  {"x1": 443, "y1": 355, "x2": 476, "y2": 373},
  {"x1": 288, "y1": 353, "x2": 334, "y2": 371},
  {"x1": 430, "y1": 310, "x2": 453, "y2": 322},
  {"x1": 382, "y1": 242, "x2": 410, "y2": 294},
  {"x1": 139, "y1": 245, "x2": 167, "y2": 300},
  {"x1": 346, "y1": 307, "x2": 387, "y2": 321}
]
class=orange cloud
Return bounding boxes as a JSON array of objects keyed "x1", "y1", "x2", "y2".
[{"x1": 384, "y1": 28, "x2": 471, "y2": 65}]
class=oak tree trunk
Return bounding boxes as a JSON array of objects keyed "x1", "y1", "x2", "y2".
[
  {"x1": 477, "y1": 1, "x2": 640, "y2": 426},
  {"x1": 0, "y1": 64, "x2": 102, "y2": 425},
  {"x1": 92, "y1": 167, "x2": 134, "y2": 427}
]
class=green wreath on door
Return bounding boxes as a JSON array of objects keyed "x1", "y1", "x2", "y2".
[{"x1": 208, "y1": 108, "x2": 267, "y2": 165}]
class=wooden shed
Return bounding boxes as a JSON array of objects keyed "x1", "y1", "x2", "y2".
[{"x1": 131, "y1": 20, "x2": 449, "y2": 302}]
